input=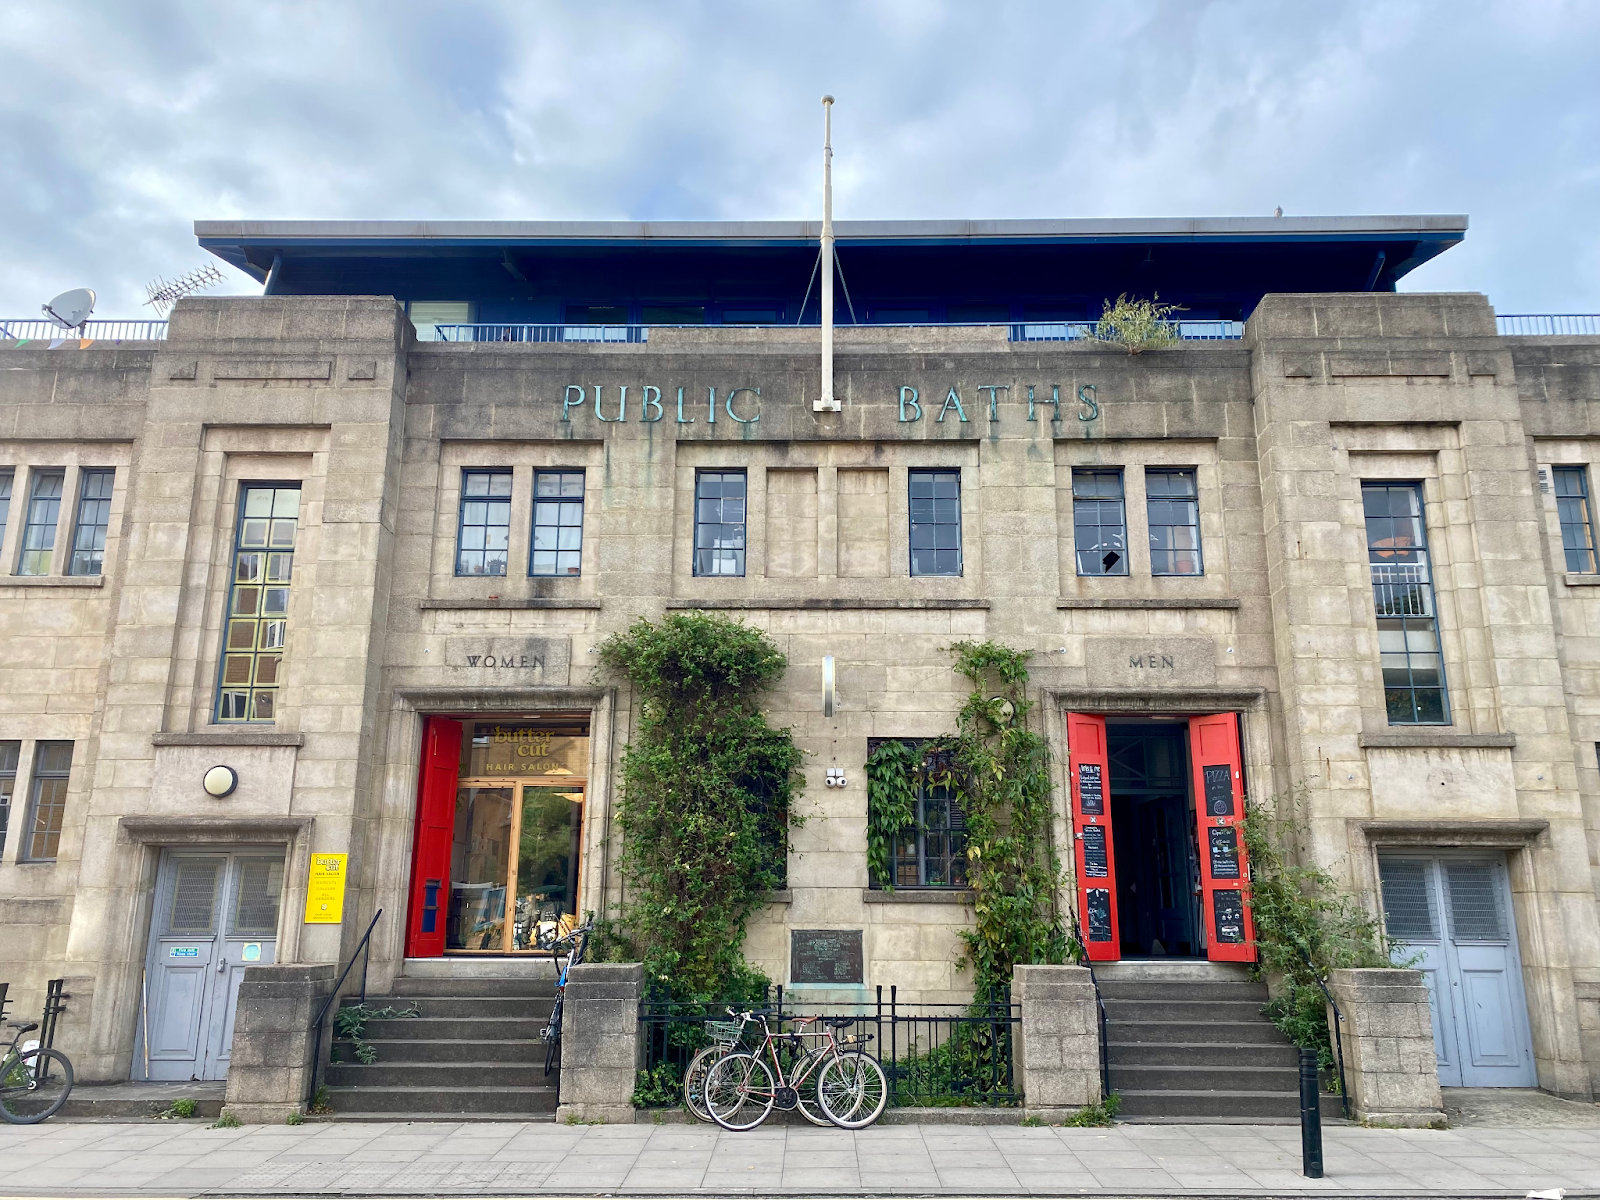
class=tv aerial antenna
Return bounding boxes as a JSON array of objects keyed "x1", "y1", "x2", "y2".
[
  {"x1": 41, "y1": 288, "x2": 96, "y2": 334},
  {"x1": 143, "y1": 263, "x2": 225, "y2": 315}
]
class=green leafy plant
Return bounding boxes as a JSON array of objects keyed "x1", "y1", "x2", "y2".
[
  {"x1": 865, "y1": 738, "x2": 922, "y2": 890},
  {"x1": 1242, "y1": 784, "x2": 1397, "y2": 1070},
  {"x1": 1084, "y1": 293, "x2": 1185, "y2": 354},
  {"x1": 333, "y1": 1002, "x2": 419, "y2": 1066},
  {"x1": 596, "y1": 612, "x2": 804, "y2": 994},
  {"x1": 209, "y1": 1109, "x2": 242, "y2": 1129},
  {"x1": 286, "y1": 1112, "x2": 305, "y2": 1126},
  {"x1": 1061, "y1": 1091, "x2": 1121, "y2": 1126},
  {"x1": 308, "y1": 1085, "x2": 333, "y2": 1115}
]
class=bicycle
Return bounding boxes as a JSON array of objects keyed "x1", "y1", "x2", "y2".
[
  {"x1": 0, "y1": 1019, "x2": 73, "y2": 1124},
  {"x1": 704, "y1": 1008, "x2": 887, "y2": 1130},
  {"x1": 539, "y1": 922, "x2": 593, "y2": 1077},
  {"x1": 681, "y1": 1014, "x2": 753, "y2": 1123}
]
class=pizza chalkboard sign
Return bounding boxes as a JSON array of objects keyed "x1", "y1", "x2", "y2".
[
  {"x1": 791, "y1": 929, "x2": 864, "y2": 984},
  {"x1": 1080, "y1": 824, "x2": 1109, "y2": 878},
  {"x1": 1203, "y1": 763, "x2": 1234, "y2": 816},
  {"x1": 1212, "y1": 889, "x2": 1245, "y2": 943},
  {"x1": 1077, "y1": 762, "x2": 1104, "y2": 815},
  {"x1": 1208, "y1": 826, "x2": 1240, "y2": 880},
  {"x1": 1085, "y1": 888, "x2": 1113, "y2": 942}
]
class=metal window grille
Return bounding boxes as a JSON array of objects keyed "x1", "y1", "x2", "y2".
[
  {"x1": 1364, "y1": 482, "x2": 1449, "y2": 724},
  {"x1": 24, "y1": 741, "x2": 73, "y2": 861},
  {"x1": 456, "y1": 469, "x2": 512, "y2": 576},
  {"x1": 17, "y1": 469, "x2": 64, "y2": 576},
  {"x1": 908, "y1": 470, "x2": 962, "y2": 577},
  {"x1": 0, "y1": 469, "x2": 13, "y2": 553},
  {"x1": 231, "y1": 857, "x2": 285, "y2": 935},
  {"x1": 167, "y1": 858, "x2": 224, "y2": 935},
  {"x1": 1073, "y1": 469, "x2": 1128, "y2": 576},
  {"x1": 217, "y1": 485, "x2": 300, "y2": 723},
  {"x1": 1378, "y1": 858, "x2": 1438, "y2": 941},
  {"x1": 69, "y1": 468, "x2": 114, "y2": 576},
  {"x1": 1445, "y1": 862, "x2": 1509, "y2": 941},
  {"x1": 0, "y1": 740, "x2": 17, "y2": 859},
  {"x1": 531, "y1": 471, "x2": 584, "y2": 576},
  {"x1": 694, "y1": 471, "x2": 746, "y2": 576},
  {"x1": 1146, "y1": 468, "x2": 1203, "y2": 576},
  {"x1": 1554, "y1": 466, "x2": 1598, "y2": 573},
  {"x1": 892, "y1": 780, "x2": 969, "y2": 888}
]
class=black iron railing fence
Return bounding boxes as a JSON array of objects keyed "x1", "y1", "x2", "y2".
[{"x1": 638, "y1": 984, "x2": 1020, "y2": 1108}]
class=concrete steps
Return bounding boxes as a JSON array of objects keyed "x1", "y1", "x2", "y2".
[{"x1": 1095, "y1": 960, "x2": 1303, "y2": 1122}]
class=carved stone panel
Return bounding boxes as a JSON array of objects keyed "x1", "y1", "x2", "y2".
[
  {"x1": 443, "y1": 636, "x2": 572, "y2": 686},
  {"x1": 1084, "y1": 637, "x2": 1216, "y2": 688}
]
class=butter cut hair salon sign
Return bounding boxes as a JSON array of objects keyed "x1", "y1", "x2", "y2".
[{"x1": 304, "y1": 852, "x2": 348, "y2": 924}]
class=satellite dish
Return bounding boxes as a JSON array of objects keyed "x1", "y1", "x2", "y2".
[{"x1": 42, "y1": 288, "x2": 96, "y2": 331}]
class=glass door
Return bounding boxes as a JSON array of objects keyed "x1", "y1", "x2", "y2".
[{"x1": 447, "y1": 778, "x2": 584, "y2": 953}]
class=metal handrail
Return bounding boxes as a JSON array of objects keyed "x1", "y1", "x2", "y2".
[
  {"x1": 1293, "y1": 944, "x2": 1350, "y2": 1120},
  {"x1": 306, "y1": 908, "x2": 383, "y2": 1106},
  {"x1": 425, "y1": 319, "x2": 1247, "y2": 344},
  {"x1": 0, "y1": 319, "x2": 170, "y2": 341},
  {"x1": 1496, "y1": 313, "x2": 1600, "y2": 336}
]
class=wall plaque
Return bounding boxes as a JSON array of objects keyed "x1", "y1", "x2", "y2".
[
  {"x1": 1212, "y1": 889, "x2": 1245, "y2": 943},
  {"x1": 1084, "y1": 637, "x2": 1216, "y2": 688},
  {"x1": 1077, "y1": 762, "x2": 1104, "y2": 814},
  {"x1": 1080, "y1": 824, "x2": 1109, "y2": 878},
  {"x1": 791, "y1": 929, "x2": 864, "y2": 985},
  {"x1": 1085, "y1": 889, "x2": 1113, "y2": 943},
  {"x1": 445, "y1": 636, "x2": 571, "y2": 685},
  {"x1": 1208, "y1": 826, "x2": 1240, "y2": 880},
  {"x1": 1202, "y1": 763, "x2": 1234, "y2": 816}
]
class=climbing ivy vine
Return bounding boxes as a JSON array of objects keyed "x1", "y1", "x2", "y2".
[
  {"x1": 596, "y1": 612, "x2": 803, "y2": 995},
  {"x1": 867, "y1": 640, "x2": 1072, "y2": 992}
]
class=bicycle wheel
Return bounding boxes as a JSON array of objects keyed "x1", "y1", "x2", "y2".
[
  {"x1": 543, "y1": 996, "x2": 563, "y2": 1077},
  {"x1": 704, "y1": 1052, "x2": 775, "y2": 1132},
  {"x1": 682, "y1": 1044, "x2": 724, "y2": 1123},
  {"x1": 791, "y1": 1049, "x2": 833, "y2": 1127},
  {"x1": 0, "y1": 1048, "x2": 73, "y2": 1124},
  {"x1": 817, "y1": 1052, "x2": 887, "y2": 1129}
]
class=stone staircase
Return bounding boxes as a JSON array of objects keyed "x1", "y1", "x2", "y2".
[
  {"x1": 324, "y1": 959, "x2": 559, "y2": 1120},
  {"x1": 1096, "y1": 960, "x2": 1304, "y2": 1122}
]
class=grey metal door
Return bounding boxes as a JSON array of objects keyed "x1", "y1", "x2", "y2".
[
  {"x1": 140, "y1": 851, "x2": 283, "y2": 1081},
  {"x1": 1378, "y1": 853, "x2": 1536, "y2": 1087}
]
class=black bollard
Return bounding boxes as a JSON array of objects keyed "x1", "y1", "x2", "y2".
[{"x1": 1299, "y1": 1047, "x2": 1324, "y2": 1178}]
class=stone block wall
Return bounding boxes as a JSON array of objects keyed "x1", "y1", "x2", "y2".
[
  {"x1": 1012, "y1": 963, "x2": 1101, "y2": 1116},
  {"x1": 554, "y1": 962, "x2": 642, "y2": 1124},
  {"x1": 1327, "y1": 967, "x2": 1444, "y2": 1127},
  {"x1": 222, "y1": 962, "x2": 334, "y2": 1123}
]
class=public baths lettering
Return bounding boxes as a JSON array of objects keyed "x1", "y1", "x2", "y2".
[
  {"x1": 558, "y1": 382, "x2": 1099, "y2": 425},
  {"x1": 1129, "y1": 652, "x2": 1177, "y2": 670}
]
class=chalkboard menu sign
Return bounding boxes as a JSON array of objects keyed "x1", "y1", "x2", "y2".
[
  {"x1": 1203, "y1": 764, "x2": 1235, "y2": 816},
  {"x1": 791, "y1": 929, "x2": 864, "y2": 984},
  {"x1": 1208, "y1": 826, "x2": 1240, "y2": 880},
  {"x1": 1077, "y1": 762, "x2": 1104, "y2": 815},
  {"x1": 1085, "y1": 888, "x2": 1113, "y2": 942},
  {"x1": 1212, "y1": 889, "x2": 1245, "y2": 943},
  {"x1": 1080, "y1": 824, "x2": 1109, "y2": 878}
]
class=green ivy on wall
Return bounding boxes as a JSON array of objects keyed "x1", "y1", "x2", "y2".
[
  {"x1": 867, "y1": 640, "x2": 1073, "y2": 993},
  {"x1": 596, "y1": 612, "x2": 803, "y2": 995}
]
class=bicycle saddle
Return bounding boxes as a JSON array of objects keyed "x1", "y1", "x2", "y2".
[
  {"x1": 6, "y1": 1021, "x2": 39, "y2": 1033},
  {"x1": 823, "y1": 1017, "x2": 858, "y2": 1028}
]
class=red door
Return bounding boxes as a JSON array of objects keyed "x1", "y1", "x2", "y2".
[
  {"x1": 1066, "y1": 712, "x2": 1119, "y2": 961},
  {"x1": 1187, "y1": 713, "x2": 1257, "y2": 963},
  {"x1": 406, "y1": 717, "x2": 462, "y2": 958}
]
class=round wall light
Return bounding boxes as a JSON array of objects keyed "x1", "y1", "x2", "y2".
[{"x1": 203, "y1": 765, "x2": 239, "y2": 798}]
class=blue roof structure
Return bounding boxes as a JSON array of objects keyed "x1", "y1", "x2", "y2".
[{"x1": 195, "y1": 215, "x2": 1467, "y2": 325}]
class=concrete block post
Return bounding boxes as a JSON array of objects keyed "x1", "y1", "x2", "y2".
[
  {"x1": 222, "y1": 963, "x2": 335, "y2": 1124},
  {"x1": 1326, "y1": 968, "x2": 1445, "y2": 1127},
  {"x1": 554, "y1": 962, "x2": 644, "y2": 1125},
  {"x1": 1012, "y1": 964, "x2": 1102, "y2": 1119}
]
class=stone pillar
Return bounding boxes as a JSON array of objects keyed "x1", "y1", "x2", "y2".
[
  {"x1": 1012, "y1": 964, "x2": 1102, "y2": 1118},
  {"x1": 554, "y1": 962, "x2": 644, "y2": 1125},
  {"x1": 222, "y1": 963, "x2": 334, "y2": 1124},
  {"x1": 1327, "y1": 968, "x2": 1445, "y2": 1127}
]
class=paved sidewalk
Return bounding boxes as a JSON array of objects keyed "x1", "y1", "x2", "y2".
[{"x1": 0, "y1": 1118, "x2": 1597, "y2": 1196}]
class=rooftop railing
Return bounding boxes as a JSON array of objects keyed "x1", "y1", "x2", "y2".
[
  {"x1": 429, "y1": 319, "x2": 1248, "y2": 344},
  {"x1": 0, "y1": 318, "x2": 170, "y2": 342},
  {"x1": 1495, "y1": 314, "x2": 1600, "y2": 336}
]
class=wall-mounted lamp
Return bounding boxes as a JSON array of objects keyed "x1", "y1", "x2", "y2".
[
  {"x1": 203, "y1": 765, "x2": 239, "y2": 798},
  {"x1": 825, "y1": 767, "x2": 847, "y2": 788},
  {"x1": 822, "y1": 655, "x2": 836, "y2": 717}
]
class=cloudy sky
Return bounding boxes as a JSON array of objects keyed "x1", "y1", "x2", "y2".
[{"x1": 2, "y1": 0, "x2": 1595, "y2": 318}]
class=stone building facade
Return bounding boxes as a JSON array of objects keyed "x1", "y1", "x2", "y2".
[{"x1": 1, "y1": 268, "x2": 1598, "y2": 1097}]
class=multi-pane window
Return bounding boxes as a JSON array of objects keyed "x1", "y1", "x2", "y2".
[
  {"x1": 456, "y1": 470, "x2": 512, "y2": 576},
  {"x1": 1364, "y1": 482, "x2": 1448, "y2": 725},
  {"x1": 0, "y1": 470, "x2": 13, "y2": 552},
  {"x1": 909, "y1": 470, "x2": 962, "y2": 577},
  {"x1": 0, "y1": 741, "x2": 17, "y2": 859},
  {"x1": 892, "y1": 778, "x2": 968, "y2": 888},
  {"x1": 1555, "y1": 466, "x2": 1598, "y2": 573},
  {"x1": 1073, "y1": 469, "x2": 1128, "y2": 576},
  {"x1": 17, "y1": 469, "x2": 64, "y2": 576},
  {"x1": 531, "y1": 471, "x2": 584, "y2": 576},
  {"x1": 694, "y1": 471, "x2": 746, "y2": 576},
  {"x1": 1147, "y1": 468, "x2": 1203, "y2": 576},
  {"x1": 218, "y1": 485, "x2": 300, "y2": 723},
  {"x1": 25, "y1": 741, "x2": 72, "y2": 861},
  {"x1": 69, "y1": 469, "x2": 114, "y2": 576}
]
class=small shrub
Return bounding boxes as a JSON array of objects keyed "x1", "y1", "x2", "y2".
[
  {"x1": 209, "y1": 1109, "x2": 242, "y2": 1129},
  {"x1": 1084, "y1": 294, "x2": 1185, "y2": 354},
  {"x1": 286, "y1": 1112, "x2": 305, "y2": 1126},
  {"x1": 308, "y1": 1085, "x2": 333, "y2": 1116},
  {"x1": 1062, "y1": 1092, "x2": 1121, "y2": 1127}
]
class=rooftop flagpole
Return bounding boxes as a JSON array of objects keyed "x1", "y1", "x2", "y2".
[{"x1": 815, "y1": 95, "x2": 840, "y2": 413}]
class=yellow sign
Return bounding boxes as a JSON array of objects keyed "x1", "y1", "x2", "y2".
[{"x1": 304, "y1": 853, "x2": 347, "y2": 924}]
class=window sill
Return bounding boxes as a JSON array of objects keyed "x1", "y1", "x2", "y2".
[
  {"x1": 153, "y1": 730, "x2": 306, "y2": 747},
  {"x1": 1358, "y1": 731, "x2": 1515, "y2": 749},
  {"x1": 0, "y1": 575, "x2": 105, "y2": 588},
  {"x1": 763, "y1": 890, "x2": 792, "y2": 905},
  {"x1": 1057, "y1": 597, "x2": 1240, "y2": 610},
  {"x1": 1564, "y1": 574, "x2": 1600, "y2": 587},
  {"x1": 862, "y1": 888, "x2": 974, "y2": 904},
  {"x1": 420, "y1": 598, "x2": 602, "y2": 610},
  {"x1": 669, "y1": 599, "x2": 990, "y2": 611}
]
